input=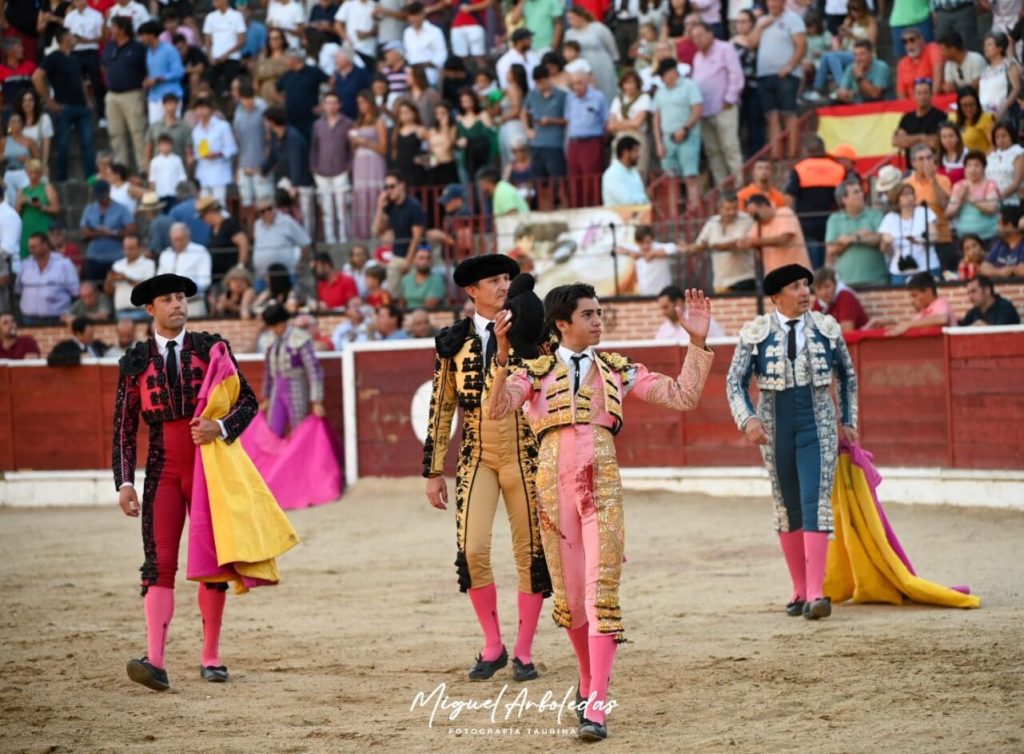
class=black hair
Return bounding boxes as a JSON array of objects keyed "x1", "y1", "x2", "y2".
[
  {"x1": 264, "y1": 107, "x2": 288, "y2": 127},
  {"x1": 313, "y1": 251, "x2": 335, "y2": 267},
  {"x1": 906, "y1": 271, "x2": 937, "y2": 294},
  {"x1": 999, "y1": 204, "x2": 1022, "y2": 227},
  {"x1": 973, "y1": 274, "x2": 995, "y2": 294},
  {"x1": 744, "y1": 193, "x2": 771, "y2": 208},
  {"x1": 71, "y1": 316, "x2": 91, "y2": 335},
  {"x1": 110, "y1": 16, "x2": 133, "y2": 36},
  {"x1": 938, "y1": 30, "x2": 963, "y2": 50},
  {"x1": 634, "y1": 223, "x2": 654, "y2": 242},
  {"x1": 616, "y1": 135, "x2": 640, "y2": 158},
  {"x1": 544, "y1": 282, "x2": 596, "y2": 340},
  {"x1": 266, "y1": 263, "x2": 293, "y2": 301},
  {"x1": 381, "y1": 303, "x2": 405, "y2": 328},
  {"x1": 657, "y1": 285, "x2": 684, "y2": 301}
]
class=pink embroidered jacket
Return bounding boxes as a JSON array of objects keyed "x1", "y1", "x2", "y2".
[{"x1": 490, "y1": 346, "x2": 714, "y2": 438}]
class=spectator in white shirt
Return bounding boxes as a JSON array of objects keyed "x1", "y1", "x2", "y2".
[
  {"x1": 190, "y1": 96, "x2": 238, "y2": 204},
  {"x1": 401, "y1": 2, "x2": 447, "y2": 86},
  {"x1": 105, "y1": 232, "x2": 156, "y2": 316},
  {"x1": 65, "y1": 0, "x2": 107, "y2": 122},
  {"x1": 266, "y1": 0, "x2": 306, "y2": 50},
  {"x1": 106, "y1": 0, "x2": 151, "y2": 31},
  {"x1": 202, "y1": 0, "x2": 247, "y2": 97},
  {"x1": 619, "y1": 224, "x2": 677, "y2": 296},
  {"x1": 158, "y1": 223, "x2": 212, "y2": 315},
  {"x1": 654, "y1": 284, "x2": 726, "y2": 342},
  {"x1": 334, "y1": 0, "x2": 378, "y2": 68},
  {"x1": 148, "y1": 133, "x2": 188, "y2": 202},
  {"x1": 0, "y1": 186, "x2": 21, "y2": 313},
  {"x1": 496, "y1": 28, "x2": 541, "y2": 91}
]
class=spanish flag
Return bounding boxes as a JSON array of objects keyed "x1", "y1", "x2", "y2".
[
  {"x1": 187, "y1": 342, "x2": 300, "y2": 593},
  {"x1": 817, "y1": 95, "x2": 956, "y2": 173}
]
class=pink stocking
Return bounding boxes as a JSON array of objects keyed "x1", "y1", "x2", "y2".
[
  {"x1": 778, "y1": 530, "x2": 807, "y2": 602},
  {"x1": 468, "y1": 583, "x2": 503, "y2": 661},
  {"x1": 803, "y1": 531, "x2": 830, "y2": 602},
  {"x1": 566, "y1": 623, "x2": 591, "y2": 696},
  {"x1": 586, "y1": 634, "x2": 618, "y2": 725},
  {"x1": 197, "y1": 586, "x2": 226, "y2": 667},
  {"x1": 144, "y1": 586, "x2": 175, "y2": 669},
  {"x1": 514, "y1": 591, "x2": 544, "y2": 664}
]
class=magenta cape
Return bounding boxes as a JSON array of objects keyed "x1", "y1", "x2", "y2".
[{"x1": 241, "y1": 413, "x2": 344, "y2": 509}]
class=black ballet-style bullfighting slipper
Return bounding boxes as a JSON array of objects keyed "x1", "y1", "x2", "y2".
[
  {"x1": 512, "y1": 656, "x2": 539, "y2": 682},
  {"x1": 200, "y1": 665, "x2": 229, "y2": 682},
  {"x1": 126, "y1": 657, "x2": 170, "y2": 691},
  {"x1": 468, "y1": 646, "x2": 508, "y2": 680}
]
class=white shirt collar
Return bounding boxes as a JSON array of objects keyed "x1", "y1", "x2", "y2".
[
  {"x1": 775, "y1": 310, "x2": 804, "y2": 330},
  {"x1": 556, "y1": 345, "x2": 596, "y2": 364},
  {"x1": 472, "y1": 311, "x2": 494, "y2": 334},
  {"x1": 154, "y1": 328, "x2": 186, "y2": 355}
]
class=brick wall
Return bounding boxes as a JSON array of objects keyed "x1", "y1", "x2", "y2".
[{"x1": 18, "y1": 283, "x2": 1024, "y2": 357}]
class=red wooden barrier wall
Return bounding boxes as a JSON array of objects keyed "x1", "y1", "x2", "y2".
[
  {"x1": 0, "y1": 357, "x2": 345, "y2": 474},
  {"x1": 1, "y1": 332, "x2": 1021, "y2": 477}
]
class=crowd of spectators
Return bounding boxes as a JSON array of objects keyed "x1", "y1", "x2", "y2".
[{"x1": 0, "y1": 0, "x2": 1023, "y2": 352}]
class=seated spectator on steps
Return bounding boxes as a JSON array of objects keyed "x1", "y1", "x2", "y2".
[
  {"x1": 980, "y1": 205, "x2": 1024, "y2": 278},
  {"x1": 653, "y1": 285, "x2": 726, "y2": 343},
  {"x1": 104, "y1": 317, "x2": 143, "y2": 360},
  {"x1": 213, "y1": 264, "x2": 257, "y2": 319},
  {"x1": 311, "y1": 251, "x2": 359, "y2": 311},
  {"x1": 398, "y1": 246, "x2": 446, "y2": 309},
  {"x1": 876, "y1": 272, "x2": 957, "y2": 336},
  {"x1": 812, "y1": 267, "x2": 868, "y2": 331},
  {"x1": 54, "y1": 316, "x2": 110, "y2": 358},
  {"x1": 373, "y1": 303, "x2": 409, "y2": 340},
  {"x1": 406, "y1": 307, "x2": 436, "y2": 338},
  {"x1": 15, "y1": 232, "x2": 79, "y2": 325},
  {"x1": 958, "y1": 274, "x2": 1022, "y2": 326},
  {"x1": 834, "y1": 40, "x2": 892, "y2": 104},
  {"x1": 64, "y1": 280, "x2": 114, "y2": 324},
  {"x1": 0, "y1": 311, "x2": 41, "y2": 359},
  {"x1": 895, "y1": 29, "x2": 943, "y2": 100}
]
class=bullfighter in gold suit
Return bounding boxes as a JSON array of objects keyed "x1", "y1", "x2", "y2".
[{"x1": 423, "y1": 254, "x2": 551, "y2": 682}]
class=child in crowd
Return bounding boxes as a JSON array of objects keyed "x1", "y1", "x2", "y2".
[
  {"x1": 631, "y1": 23, "x2": 659, "y2": 71},
  {"x1": 958, "y1": 233, "x2": 986, "y2": 281},
  {"x1": 149, "y1": 134, "x2": 189, "y2": 208},
  {"x1": 364, "y1": 265, "x2": 392, "y2": 308}
]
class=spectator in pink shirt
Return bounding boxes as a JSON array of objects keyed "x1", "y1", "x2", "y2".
[
  {"x1": 883, "y1": 272, "x2": 956, "y2": 336},
  {"x1": 691, "y1": 21, "x2": 744, "y2": 188}
]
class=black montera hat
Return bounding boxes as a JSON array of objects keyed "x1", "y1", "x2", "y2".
[
  {"x1": 453, "y1": 253, "x2": 520, "y2": 288},
  {"x1": 130, "y1": 274, "x2": 198, "y2": 307},
  {"x1": 504, "y1": 273, "x2": 546, "y2": 359},
  {"x1": 763, "y1": 264, "x2": 814, "y2": 297}
]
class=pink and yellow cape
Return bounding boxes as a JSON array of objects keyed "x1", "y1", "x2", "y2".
[
  {"x1": 825, "y1": 442, "x2": 980, "y2": 609},
  {"x1": 187, "y1": 342, "x2": 300, "y2": 593}
]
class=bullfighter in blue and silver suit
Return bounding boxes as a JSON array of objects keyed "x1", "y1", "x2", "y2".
[{"x1": 726, "y1": 264, "x2": 859, "y2": 621}]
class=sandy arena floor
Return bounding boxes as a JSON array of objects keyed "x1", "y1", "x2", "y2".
[{"x1": 1, "y1": 478, "x2": 1022, "y2": 754}]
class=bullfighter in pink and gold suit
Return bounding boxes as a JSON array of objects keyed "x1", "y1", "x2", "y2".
[{"x1": 489, "y1": 282, "x2": 714, "y2": 742}]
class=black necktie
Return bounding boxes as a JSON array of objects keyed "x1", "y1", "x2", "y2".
[
  {"x1": 786, "y1": 319, "x2": 799, "y2": 362},
  {"x1": 166, "y1": 340, "x2": 179, "y2": 389},
  {"x1": 484, "y1": 322, "x2": 496, "y2": 369},
  {"x1": 571, "y1": 354, "x2": 585, "y2": 394}
]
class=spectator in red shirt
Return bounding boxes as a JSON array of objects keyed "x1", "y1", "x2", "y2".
[
  {"x1": 0, "y1": 311, "x2": 41, "y2": 359},
  {"x1": 895, "y1": 29, "x2": 944, "y2": 100},
  {"x1": 812, "y1": 267, "x2": 868, "y2": 331},
  {"x1": 311, "y1": 252, "x2": 359, "y2": 311},
  {"x1": 0, "y1": 37, "x2": 37, "y2": 109},
  {"x1": 675, "y1": 14, "x2": 700, "y2": 67}
]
